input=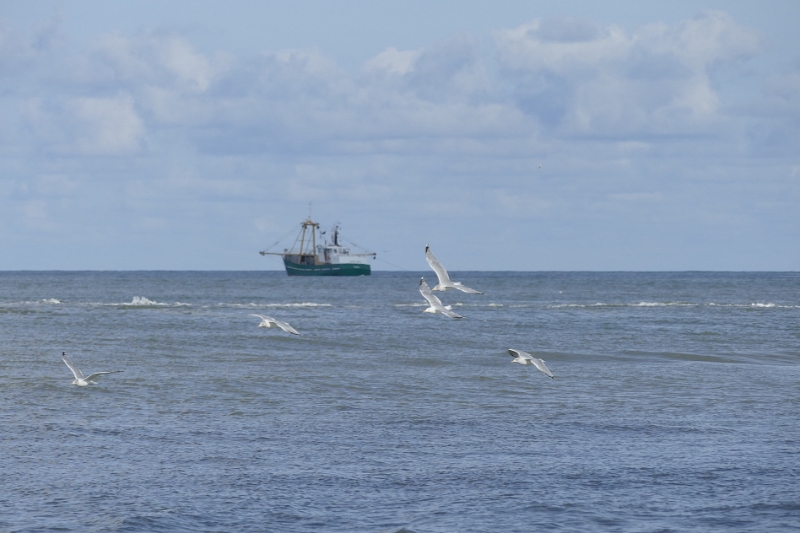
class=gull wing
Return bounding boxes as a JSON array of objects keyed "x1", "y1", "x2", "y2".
[
  {"x1": 441, "y1": 307, "x2": 464, "y2": 319},
  {"x1": 452, "y1": 283, "x2": 483, "y2": 295},
  {"x1": 275, "y1": 320, "x2": 301, "y2": 336},
  {"x1": 419, "y1": 277, "x2": 439, "y2": 307},
  {"x1": 84, "y1": 371, "x2": 123, "y2": 382},
  {"x1": 425, "y1": 245, "x2": 451, "y2": 285},
  {"x1": 531, "y1": 358, "x2": 554, "y2": 379},
  {"x1": 61, "y1": 352, "x2": 84, "y2": 380},
  {"x1": 419, "y1": 277, "x2": 446, "y2": 309},
  {"x1": 508, "y1": 348, "x2": 529, "y2": 360},
  {"x1": 250, "y1": 314, "x2": 273, "y2": 322}
]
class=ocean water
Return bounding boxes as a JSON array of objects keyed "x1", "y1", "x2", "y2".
[{"x1": 1, "y1": 271, "x2": 799, "y2": 532}]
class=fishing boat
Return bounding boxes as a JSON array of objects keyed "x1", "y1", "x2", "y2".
[{"x1": 260, "y1": 218, "x2": 375, "y2": 276}]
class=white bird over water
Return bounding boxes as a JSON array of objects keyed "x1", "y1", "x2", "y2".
[
  {"x1": 508, "y1": 349, "x2": 555, "y2": 379},
  {"x1": 62, "y1": 352, "x2": 122, "y2": 386},
  {"x1": 425, "y1": 245, "x2": 482, "y2": 294},
  {"x1": 250, "y1": 314, "x2": 301, "y2": 335},
  {"x1": 419, "y1": 277, "x2": 463, "y2": 319}
]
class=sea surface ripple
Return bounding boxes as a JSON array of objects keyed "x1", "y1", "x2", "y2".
[{"x1": 1, "y1": 271, "x2": 799, "y2": 532}]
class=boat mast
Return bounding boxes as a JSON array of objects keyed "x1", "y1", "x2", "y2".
[
  {"x1": 311, "y1": 220, "x2": 318, "y2": 262},
  {"x1": 298, "y1": 221, "x2": 307, "y2": 256}
]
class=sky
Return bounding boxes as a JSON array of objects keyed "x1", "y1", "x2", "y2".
[{"x1": 1, "y1": 1, "x2": 799, "y2": 271}]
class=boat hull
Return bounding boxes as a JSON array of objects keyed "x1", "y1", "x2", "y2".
[{"x1": 283, "y1": 258, "x2": 371, "y2": 276}]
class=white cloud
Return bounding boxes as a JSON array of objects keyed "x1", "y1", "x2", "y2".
[
  {"x1": 1, "y1": 8, "x2": 797, "y2": 270},
  {"x1": 92, "y1": 32, "x2": 229, "y2": 92},
  {"x1": 495, "y1": 11, "x2": 761, "y2": 135},
  {"x1": 69, "y1": 92, "x2": 145, "y2": 154},
  {"x1": 363, "y1": 47, "x2": 421, "y2": 75}
]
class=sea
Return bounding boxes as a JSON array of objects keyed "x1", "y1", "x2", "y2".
[{"x1": 1, "y1": 271, "x2": 799, "y2": 533}]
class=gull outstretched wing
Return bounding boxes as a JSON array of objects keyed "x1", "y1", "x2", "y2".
[
  {"x1": 275, "y1": 320, "x2": 301, "y2": 335},
  {"x1": 61, "y1": 352, "x2": 84, "y2": 380},
  {"x1": 84, "y1": 371, "x2": 123, "y2": 382},
  {"x1": 425, "y1": 245, "x2": 451, "y2": 286}
]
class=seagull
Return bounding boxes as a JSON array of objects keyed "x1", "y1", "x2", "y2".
[
  {"x1": 62, "y1": 352, "x2": 122, "y2": 386},
  {"x1": 425, "y1": 245, "x2": 482, "y2": 294},
  {"x1": 508, "y1": 349, "x2": 554, "y2": 379},
  {"x1": 250, "y1": 314, "x2": 301, "y2": 335},
  {"x1": 419, "y1": 277, "x2": 463, "y2": 319}
]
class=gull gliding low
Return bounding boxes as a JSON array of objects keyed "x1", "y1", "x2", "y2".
[
  {"x1": 419, "y1": 277, "x2": 463, "y2": 319},
  {"x1": 62, "y1": 352, "x2": 123, "y2": 386},
  {"x1": 251, "y1": 314, "x2": 301, "y2": 335},
  {"x1": 508, "y1": 349, "x2": 555, "y2": 379}
]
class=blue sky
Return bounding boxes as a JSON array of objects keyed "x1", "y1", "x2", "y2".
[{"x1": 1, "y1": 1, "x2": 798, "y2": 270}]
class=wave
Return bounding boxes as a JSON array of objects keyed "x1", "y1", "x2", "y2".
[
  {"x1": 547, "y1": 301, "x2": 800, "y2": 309},
  {"x1": 112, "y1": 296, "x2": 191, "y2": 307},
  {"x1": 708, "y1": 302, "x2": 798, "y2": 309},
  {"x1": 221, "y1": 302, "x2": 332, "y2": 308},
  {"x1": 0, "y1": 298, "x2": 63, "y2": 305},
  {"x1": 129, "y1": 296, "x2": 161, "y2": 306},
  {"x1": 549, "y1": 301, "x2": 696, "y2": 309}
]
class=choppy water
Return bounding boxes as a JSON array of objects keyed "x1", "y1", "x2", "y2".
[{"x1": 1, "y1": 271, "x2": 799, "y2": 532}]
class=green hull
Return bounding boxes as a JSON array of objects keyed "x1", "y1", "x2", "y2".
[{"x1": 283, "y1": 258, "x2": 371, "y2": 276}]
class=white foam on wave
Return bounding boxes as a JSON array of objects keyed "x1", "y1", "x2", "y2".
[
  {"x1": 224, "y1": 302, "x2": 332, "y2": 309},
  {"x1": 550, "y1": 301, "x2": 696, "y2": 309},
  {"x1": 117, "y1": 296, "x2": 190, "y2": 307},
  {"x1": 3, "y1": 298, "x2": 63, "y2": 305},
  {"x1": 267, "y1": 302, "x2": 332, "y2": 308},
  {"x1": 706, "y1": 302, "x2": 797, "y2": 309},
  {"x1": 130, "y1": 296, "x2": 160, "y2": 306},
  {"x1": 635, "y1": 301, "x2": 693, "y2": 307},
  {"x1": 549, "y1": 303, "x2": 606, "y2": 309}
]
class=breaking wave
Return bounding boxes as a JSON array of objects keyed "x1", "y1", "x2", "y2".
[
  {"x1": 223, "y1": 302, "x2": 332, "y2": 308},
  {"x1": 547, "y1": 301, "x2": 800, "y2": 309},
  {"x1": 0, "y1": 298, "x2": 63, "y2": 305},
  {"x1": 113, "y1": 296, "x2": 190, "y2": 307}
]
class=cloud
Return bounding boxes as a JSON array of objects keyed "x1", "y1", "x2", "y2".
[
  {"x1": 495, "y1": 11, "x2": 761, "y2": 135},
  {"x1": 7, "y1": 12, "x2": 764, "y2": 161},
  {"x1": 1, "y1": 9, "x2": 797, "y2": 269},
  {"x1": 92, "y1": 32, "x2": 228, "y2": 92},
  {"x1": 0, "y1": 15, "x2": 62, "y2": 74},
  {"x1": 363, "y1": 47, "x2": 421, "y2": 75},
  {"x1": 69, "y1": 92, "x2": 145, "y2": 154}
]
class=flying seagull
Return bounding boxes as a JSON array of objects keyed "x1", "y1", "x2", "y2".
[
  {"x1": 419, "y1": 277, "x2": 463, "y2": 319},
  {"x1": 250, "y1": 314, "x2": 301, "y2": 335},
  {"x1": 425, "y1": 245, "x2": 482, "y2": 294},
  {"x1": 508, "y1": 349, "x2": 554, "y2": 379},
  {"x1": 62, "y1": 352, "x2": 122, "y2": 386}
]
